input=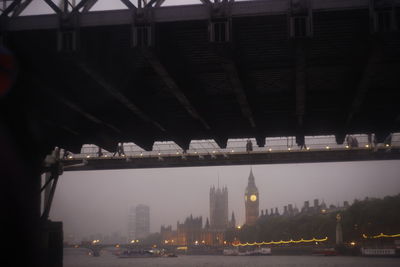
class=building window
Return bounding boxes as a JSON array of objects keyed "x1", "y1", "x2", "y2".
[
  {"x1": 133, "y1": 25, "x2": 152, "y2": 47},
  {"x1": 210, "y1": 21, "x2": 230, "y2": 43}
]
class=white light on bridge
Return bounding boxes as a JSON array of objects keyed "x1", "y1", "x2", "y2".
[
  {"x1": 326, "y1": 146, "x2": 330, "y2": 150},
  {"x1": 268, "y1": 148, "x2": 272, "y2": 152}
]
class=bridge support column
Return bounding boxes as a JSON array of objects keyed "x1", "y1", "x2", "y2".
[
  {"x1": 40, "y1": 220, "x2": 64, "y2": 267},
  {"x1": 39, "y1": 149, "x2": 64, "y2": 267}
]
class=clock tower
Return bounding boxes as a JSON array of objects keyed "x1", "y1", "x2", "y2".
[{"x1": 245, "y1": 169, "x2": 259, "y2": 226}]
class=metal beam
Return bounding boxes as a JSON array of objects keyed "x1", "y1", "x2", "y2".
[
  {"x1": 93, "y1": 136, "x2": 118, "y2": 153},
  {"x1": 41, "y1": 171, "x2": 59, "y2": 220},
  {"x1": 0, "y1": 0, "x2": 22, "y2": 17},
  {"x1": 222, "y1": 60, "x2": 256, "y2": 128},
  {"x1": 142, "y1": 48, "x2": 211, "y2": 131},
  {"x1": 74, "y1": 58, "x2": 200, "y2": 152},
  {"x1": 27, "y1": 68, "x2": 122, "y2": 138},
  {"x1": 120, "y1": 0, "x2": 136, "y2": 9},
  {"x1": 70, "y1": 0, "x2": 92, "y2": 14},
  {"x1": 154, "y1": 0, "x2": 165, "y2": 7},
  {"x1": 294, "y1": 41, "x2": 307, "y2": 146},
  {"x1": 200, "y1": 0, "x2": 212, "y2": 5},
  {"x1": 294, "y1": 41, "x2": 306, "y2": 128},
  {"x1": 346, "y1": 39, "x2": 381, "y2": 128},
  {"x1": 43, "y1": 0, "x2": 62, "y2": 14},
  {"x1": 145, "y1": 0, "x2": 157, "y2": 7},
  {"x1": 11, "y1": 0, "x2": 32, "y2": 17},
  {"x1": 81, "y1": 0, "x2": 97, "y2": 12},
  {"x1": 145, "y1": 0, "x2": 165, "y2": 8},
  {"x1": 134, "y1": 139, "x2": 155, "y2": 151},
  {"x1": 173, "y1": 137, "x2": 191, "y2": 151},
  {"x1": 75, "y1": 60, "x2": 167, "y2": 133},
  {"x1": 255, "y1": 135, "x2": 265, "y2": 147},
  {"x1": 59, "y1": 96, "x2": 121, "y2": 134},
  {"x1": 214, "y1": 135, "x2": 228, "y2": 149}
]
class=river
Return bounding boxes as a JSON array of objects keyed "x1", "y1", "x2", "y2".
[{"x1": 64, "y1": 248, "x2": 400, "y2": 267}]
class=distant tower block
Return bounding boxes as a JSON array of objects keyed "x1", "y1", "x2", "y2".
[
  {"x1": 244, "y1": 169, "x2": 259, "y2": 225},
  {"x1": 336, "y1": 213, "x2": 343, "y2": 245},
  {"x1": 209, "y1": 185, "x2": 229, "y2": 230},
  {"x1": 135, "y1": 204, "x2": 150, "y2": 240}
]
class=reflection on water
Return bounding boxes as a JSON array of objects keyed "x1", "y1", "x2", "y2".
[{"x1": 65, "y1": 248, "x2": 400, "y2": 267}]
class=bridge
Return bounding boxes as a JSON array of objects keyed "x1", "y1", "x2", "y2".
[
  {"x1": 2, "y1": 0, "x2": 400, "y2": 156},
  {"x1": 62, "y1": 134, "x2": 400, "y2": 170},
  {"x1": 1, "y1": 0, "x2": 400, "y2": 266}
]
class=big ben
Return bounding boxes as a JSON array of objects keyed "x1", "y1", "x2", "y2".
[{"x1": 245, "y1": 169, "x2": 259, "y2": 226}]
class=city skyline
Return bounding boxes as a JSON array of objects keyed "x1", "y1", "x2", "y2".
[{"x1": 50, "y1": 160, "x2": 400, "y2": 241}]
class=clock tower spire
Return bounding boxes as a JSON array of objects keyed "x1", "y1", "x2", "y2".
[{"x1": 245, "y1": 169, "x2": 259, "y2": 226}]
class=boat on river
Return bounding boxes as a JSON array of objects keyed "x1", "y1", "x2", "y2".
[
  {"x1": 238, "y1": 248, "x2": 272, "y2": 256},
  {"x1": 361, "y1": 248, "x2": 397, "y2": 257},
  {"x1": 118, "y1": 249, "x2": 160, "y2": 258},
  {"x1": 224, "y1": 247, "x2": 271, "y2": 256}
]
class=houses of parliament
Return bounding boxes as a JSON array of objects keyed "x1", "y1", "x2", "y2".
[{"x1": 160, "y1": 169, "x2": 259, "y2": 246}]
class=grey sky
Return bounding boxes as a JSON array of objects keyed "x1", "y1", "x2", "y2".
[{"x1": 50, "y1": 160, "x2": 400, "y2": 240}]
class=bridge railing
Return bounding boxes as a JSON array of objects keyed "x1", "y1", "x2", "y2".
[{"x1": 63, "y1": 133, "x2": 399, "y2": 160}]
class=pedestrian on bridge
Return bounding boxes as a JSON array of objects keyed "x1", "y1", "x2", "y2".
[
  {"x1": 246, "y1": 139, "x2": 253, "y2": 152},
  {"x1": 346, "y1": 135, "x2": 358, "y2": 148}
]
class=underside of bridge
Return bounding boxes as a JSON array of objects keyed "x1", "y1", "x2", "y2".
[
  {"x1": 1, "y1": 0, "x2": 400, "y2": 266},
  {"x1": 1, "y1": 0, "x2": 400, "y2": 156}
]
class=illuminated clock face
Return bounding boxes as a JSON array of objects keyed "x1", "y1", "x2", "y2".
[{"x1": 250, "y1": 194, "x2": 257, "y2": 202}]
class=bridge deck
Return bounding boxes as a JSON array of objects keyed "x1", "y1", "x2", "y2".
[{"x1": 63, "y1": 145, "x2": 400, "y2": 171}]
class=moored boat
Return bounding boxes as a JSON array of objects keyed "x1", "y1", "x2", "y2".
[
  {"x1": 223, "y1": 248, "x2": 239, "y2": 256},
  {"x1": 238, "y1": 248, "x2": 272, "y2": 256},
  {"x1": 361, "y1": 248, "x2": 397, "y2": 257},
  {"x1": 118, "y1": 249, "x2": 160, "y2": 258}
]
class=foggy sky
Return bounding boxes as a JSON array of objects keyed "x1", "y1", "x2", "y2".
[{"x1": 50, "y1": 160, "x2": 400, "y2": 240}]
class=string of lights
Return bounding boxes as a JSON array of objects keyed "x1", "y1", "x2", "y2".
[
  {"x1": 232, "y1": 237, "x2": 328, "y2": 247},
  {"x1": 362, "y1": 233, "x2": 400, "y2": 239}
]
